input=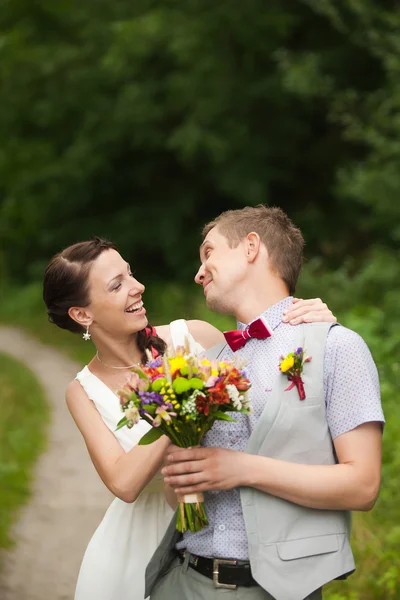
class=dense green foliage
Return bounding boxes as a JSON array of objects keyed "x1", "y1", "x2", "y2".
[
  {"x1": 0, "y1": 0, "x2": 399, "y2": 596},
  {"x1": 0, "y1": 352, "x2": 49, "y2": 555},
  {"x1": 0, "y1": 0, "x2": 399, "y2": 281}
]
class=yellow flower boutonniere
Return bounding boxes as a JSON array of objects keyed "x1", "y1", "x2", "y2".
[{"x1": 279, "y1": 347, "x2": 312, "y2": 400}]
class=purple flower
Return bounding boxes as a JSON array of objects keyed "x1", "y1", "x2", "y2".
[
  {"x1": 138, "y1": 391, "x2": 164, "y2": 405},
  {"x1": 147, "y1": 358, "x2": 163, "y2": 368},
  {"x1": 295, "y1": 347, "x2": 303, "y2": 355}
]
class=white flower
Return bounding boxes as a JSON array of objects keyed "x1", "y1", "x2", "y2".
[
  {"x1": 226, "y1": 384, "x2": 242, "y2": 410},
  {"x1": 124, "y1": 406, "x2": 140, "y2": 425},
  {"x1": 181, "y1": 391, "x2": 201, "y2": 416},
  {"x1": 241, "y1": 391, "x2": 251, "y2": 411}
]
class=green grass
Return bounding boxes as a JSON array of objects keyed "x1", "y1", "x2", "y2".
[{"x1": 0, "y1": 352, "x2": 50, "y2": 555}]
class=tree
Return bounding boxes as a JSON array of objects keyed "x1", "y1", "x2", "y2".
[{"x1": 0, "y1": 0, "x2": 399, "y2": 282}]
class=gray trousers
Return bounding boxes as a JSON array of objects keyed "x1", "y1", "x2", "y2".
[{"x1": 150, "y1": 556, "x2": 322, "y2": 600}]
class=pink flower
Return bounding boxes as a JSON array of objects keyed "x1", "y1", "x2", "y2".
[
  {"x1": 125, "y1": 372, "x2": 140, "y2": 389},
  {"x1": 137, "y1": 378, "x2": 150, "y2": 392},
  {"x1": 153, "y1": 405, "x2": 177, "y2": 427},
  {"x1": 205, "y1": 375, "x2": 219, "y2": 388}
]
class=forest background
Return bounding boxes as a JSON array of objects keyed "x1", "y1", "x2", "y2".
[{"x1": 0, "y1": 1, "x2": 399, "y2": 598}]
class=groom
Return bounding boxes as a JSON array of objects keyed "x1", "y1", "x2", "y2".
[{"x1": 146, "y1": 205, "x2": 384, "y2": 600}]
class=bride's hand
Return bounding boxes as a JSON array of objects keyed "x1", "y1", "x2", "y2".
[{"x1": 282, "y1": 298, "x2": 336, "y2": 325}]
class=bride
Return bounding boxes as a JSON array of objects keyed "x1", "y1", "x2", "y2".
[{"x1": 43, "y1": 237, "x2": 336, "y2": 600}]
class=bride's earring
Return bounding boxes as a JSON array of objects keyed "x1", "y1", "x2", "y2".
[{"x1": 82, "y1": 325, "x2": 91, "y2": 341}]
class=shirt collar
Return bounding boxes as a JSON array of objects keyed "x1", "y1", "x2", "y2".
[{"x1": 237, "y1": 296, "x2": 293, "y2": 332}]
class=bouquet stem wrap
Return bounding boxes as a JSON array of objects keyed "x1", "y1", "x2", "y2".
[{"x1": 176, "y1": 492, "x2": 207, "y2": 533}]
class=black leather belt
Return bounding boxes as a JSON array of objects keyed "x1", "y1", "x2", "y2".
[{"x1": 177, "y1": 551, "x2": 258, "y2": 589}]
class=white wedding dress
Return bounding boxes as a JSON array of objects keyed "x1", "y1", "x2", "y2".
[{"x1": 74, "y1": 320, "x2": 204, "y2": 600}]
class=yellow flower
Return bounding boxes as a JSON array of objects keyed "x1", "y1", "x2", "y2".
[
  {"x1": 169, "y1": 356, "x2": 187, "y2": 374},
  {"x1": 280, "y1": 356, "x2": 295, "y2": 373},
  {"x1": 211, "y1": 369, "x2": 218, "y2": 376},
  {"x1": 201, "y1": 359, "x2": 211, "y2": 367}
]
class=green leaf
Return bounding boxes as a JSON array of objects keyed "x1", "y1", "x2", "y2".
[
  {"x1": 115, "y1": 416, "x2": 129, "y2": 431},
  {"x1": 213, "y1": 411, "x2": 237, "y2": 422},
  {"x1": 134, "y1": 367, "x2": 150, "y2": 380},
  {"x1": 138, "y1": 426, "x2": 164, "y2": 445}
]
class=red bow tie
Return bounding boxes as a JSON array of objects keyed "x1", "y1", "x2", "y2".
[{"x1": 224, "y1": 317, "x2": 273, "y2": 352}]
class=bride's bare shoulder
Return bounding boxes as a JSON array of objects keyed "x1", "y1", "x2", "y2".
[
  {"x1": 186, "y1": 320, "x2": 224, "y2": 349},
  {"x1": 154, "y1": 324, "x2": 172, "y2": 346},
  {"x1": 155, "y1": 321, "x2": 224, "y2": 350},
  {"x1": 66, "y1": 378, "x2": 88, "y2": 409}
]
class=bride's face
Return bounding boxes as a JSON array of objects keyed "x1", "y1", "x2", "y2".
[{"x1": 85, "y1": 249, "x2": 148, "y2": 336}]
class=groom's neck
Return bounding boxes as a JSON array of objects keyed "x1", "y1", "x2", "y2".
[{"x1": 233, "y1": 280, "x2": 289, "y2": 325}]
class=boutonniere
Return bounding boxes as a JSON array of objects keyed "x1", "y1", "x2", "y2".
[{"x1": 279, "y1": 347, "x2": 312, "y2": 400}]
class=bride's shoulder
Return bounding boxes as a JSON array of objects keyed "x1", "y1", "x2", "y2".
[
  {"x1": 65, "y1": 377, "x2": 87, "y2": 404},
  {"x1": 186, "y1": 320, "x2": 224, "y2": 350},
  {"x1": 155, "y1": 324, "x2": 172, "y2": 346},
  {"x1": 65, "y1": 376, "x2": 101, "y2": 428},
  {"x1": 66, "y1": 377, "x2": 88, "y2": 411},
  {"x1": 156, "y1": 320, "x2": 224, "y2": 350}
]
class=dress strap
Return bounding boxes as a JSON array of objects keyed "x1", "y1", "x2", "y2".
[
  {"x1": 169, "y1": 319, "x2": 205, "y2": 356},
  {"x1": 75, "y1": 366, "x2": 97, "y2": 400},
  {"x1": 169, "y1": 319, "x2": 190, "y2": 350}
]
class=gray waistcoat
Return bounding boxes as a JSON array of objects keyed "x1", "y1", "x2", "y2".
[{"x1": 145, "y1": 323, "x2": 355, "y2": 600}]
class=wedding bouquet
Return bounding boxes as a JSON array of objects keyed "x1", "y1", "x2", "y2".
[{"x1": 116, "y1": 342, "x2": 251, "y2": 532}]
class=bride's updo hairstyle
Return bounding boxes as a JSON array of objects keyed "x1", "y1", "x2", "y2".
[{"x1": 43, "y1": 237, "x2": 166, "y2": 363}]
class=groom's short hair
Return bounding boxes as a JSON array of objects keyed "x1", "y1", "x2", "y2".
[{"x1": 202, "y1": 205, "x2": 304, "y2": 294}]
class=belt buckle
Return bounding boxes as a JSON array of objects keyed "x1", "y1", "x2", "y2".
[{"x1": 213, "y1": 558, "x2": 238, "y2": 590}]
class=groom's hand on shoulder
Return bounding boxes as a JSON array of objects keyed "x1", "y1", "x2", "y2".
[{"x1": 161, "y1": 446, "x2": 246, "y2": 494}]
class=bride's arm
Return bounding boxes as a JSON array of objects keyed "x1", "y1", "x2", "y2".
[
  {"x1": 156, "y1": 322, "x2": 223, "y2": 350},
  {"x1": 66, "y1": 380, "x2": 170, "y2": 503},
  {"x1": 156, "y1": 298, "x2": 337, "y2": 351},
  {"x1": 164, "y1": 484, "x2": 178, "y2": 510}
]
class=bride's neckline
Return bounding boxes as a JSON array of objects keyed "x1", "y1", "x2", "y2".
[{"x1": 85, "y1": 365, "x2": 123, "y2": 401}]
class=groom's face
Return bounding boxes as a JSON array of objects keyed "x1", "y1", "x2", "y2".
[{"x1": 195, "y1": 227, "x2": 247, "y2": 314}]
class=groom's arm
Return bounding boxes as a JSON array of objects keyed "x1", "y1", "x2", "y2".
[
  {"x1": 162, "y1": 327, "x2": 384, "y2": 511},
  {"x1": 162, "y1": 421, "x2": 381, "y2": 511}
]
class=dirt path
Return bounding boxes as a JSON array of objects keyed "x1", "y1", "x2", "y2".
[{"x1": 0, "y1": 327, "x2": 112, "y2": 600}]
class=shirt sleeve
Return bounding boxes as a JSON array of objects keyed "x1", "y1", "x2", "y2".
[{"x1": 323, "y1": 325, "x2": 385, "y2": 439}]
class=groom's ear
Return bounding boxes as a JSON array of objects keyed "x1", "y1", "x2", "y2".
[
  {"x1": 68, "y1": 306, "x2": 92, "y2": 328},
  {"x1": 244, "y1": 232, "x2": 262, "y2": 263}
]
